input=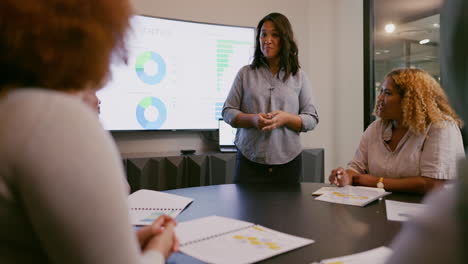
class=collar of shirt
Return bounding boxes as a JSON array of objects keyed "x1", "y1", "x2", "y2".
[
  {"x1": 381, "y1": 121, "x2": 432, "y2": 152},
  {"x1": 259, "y1": 63, "x2": 286, "y2": 81}
]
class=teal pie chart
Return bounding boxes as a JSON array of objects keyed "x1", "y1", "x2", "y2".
[
  {"x1": 135, "y1": 51, "x2": 166, "y2": 85},
  {"x1": 136, "y1": 97, "x2": 167, "y2": 129}
]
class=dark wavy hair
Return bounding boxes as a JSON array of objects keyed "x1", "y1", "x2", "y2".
[
  {"x1": 251, "y1": 12, "x2": 300, "y2": 81},
  {"x1": 0, "y1": 0, "x2": 132, "y2": 92}
]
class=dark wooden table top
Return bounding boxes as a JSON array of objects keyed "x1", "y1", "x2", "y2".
[{"x1": 165, "y1": 183, "x2": 423, "y2": 264}]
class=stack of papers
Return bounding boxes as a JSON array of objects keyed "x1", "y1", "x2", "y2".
[
  {"x1": 385, "y1": 200, "x2": 426, "y2": 222},
  {"x1": 313, "y1": 186, "x2": 390, "y2": 207}
]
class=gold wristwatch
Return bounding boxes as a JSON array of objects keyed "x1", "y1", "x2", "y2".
[{"x1": 377, "y1": 177, "x2": 385, "y2": 189}]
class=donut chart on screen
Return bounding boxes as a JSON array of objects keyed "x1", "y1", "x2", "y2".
[
  {"x1": 135, "y1": 51, "x2": 166, "y2": 85},
  {"x1": 136, "y1": 96, "x2": 167, "y2": 129}
]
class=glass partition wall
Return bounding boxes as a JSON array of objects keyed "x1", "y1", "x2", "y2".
[{"x1": 364, "y1": 0, "x2": 443, "y2": 128}]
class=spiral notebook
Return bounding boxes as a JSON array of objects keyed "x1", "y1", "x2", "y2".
[
  {"x1": 128, "y1": 189, "x2": 193, "y2": 225},
  {"x1": 175, "y1": 215, "x2": 314, "y2": 264}
]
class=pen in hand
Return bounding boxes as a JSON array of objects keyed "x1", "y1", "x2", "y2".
[{"x1": 334, "y1": 169, "x2": 342, "y2": 186}]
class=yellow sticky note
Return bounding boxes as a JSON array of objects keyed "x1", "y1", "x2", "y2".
[{"x1": 253, "y1": 226, "x2": 266, "y2": 231}]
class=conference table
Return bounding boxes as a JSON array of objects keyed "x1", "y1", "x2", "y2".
[{"x1": 164, "y1": 183, "x2": 423, "y2": 263}]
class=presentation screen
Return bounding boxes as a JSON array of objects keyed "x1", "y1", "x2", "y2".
[{"x1": 97, "y1": 15, "x2": 255, "y2": 131}]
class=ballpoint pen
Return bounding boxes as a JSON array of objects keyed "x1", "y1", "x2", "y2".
[{"x1": 335, "y1": 169, "x2": 342, "y2": 185}]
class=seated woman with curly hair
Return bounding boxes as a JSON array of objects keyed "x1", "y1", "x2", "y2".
[{"x1": 329, "y1": 68, "x2": 465, "y2": 194}]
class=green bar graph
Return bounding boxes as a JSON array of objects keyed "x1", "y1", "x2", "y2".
[
  {"x1": 217, "y1": 49, "x2": 234, "y2": 54},
  {"x1": 216, "y1": 39, "x2": 253, "y2": 92},
  {"x1": 217, "y1": 44, "x2": 233, "y2": 49},
  {"x1": 218, "y1": 40, "x2": 252, "y2": 45}
]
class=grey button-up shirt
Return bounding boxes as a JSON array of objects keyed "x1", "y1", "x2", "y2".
[{"x1": 222, "y1": 65, "x2": 319, "y2": 165}]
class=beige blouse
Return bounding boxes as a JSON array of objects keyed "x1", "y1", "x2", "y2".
[{"x1": 347, "y1": 119, "x2": 465, "y2": 179}]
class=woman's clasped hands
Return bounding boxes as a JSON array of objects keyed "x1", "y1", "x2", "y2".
[
  {"x1": 136, "y1": 215, "x2": 179, "y2": 259},
  {"x1": 255, "y1": 111, "x2": 294, "y2": 131}
]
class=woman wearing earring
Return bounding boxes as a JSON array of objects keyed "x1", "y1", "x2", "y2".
[{"x1": 222, "y1": 12, "x2": 319, "y2": 183}]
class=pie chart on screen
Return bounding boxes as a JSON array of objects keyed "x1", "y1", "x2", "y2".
[
  {"x1": 135, "y1": 51, "x2": 166, "y2": 85},
  {"x1": 136, "y1": 96, "x2": 167, "y2": 129}
]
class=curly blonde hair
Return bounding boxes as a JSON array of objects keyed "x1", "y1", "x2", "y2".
[{"x1": 374, "y1": 68, "x2": 463, "y2": 134}]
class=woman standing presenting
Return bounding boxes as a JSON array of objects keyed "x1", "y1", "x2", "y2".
[{"x1": 222, "y1": 13, "x2": 319, "y2": 183}]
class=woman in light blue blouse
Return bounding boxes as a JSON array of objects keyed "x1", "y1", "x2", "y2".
[{"x1": 222, "y1": 12, "x2": 319, "y2": 183}]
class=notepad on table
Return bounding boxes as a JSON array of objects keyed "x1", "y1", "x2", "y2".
[
  {"x1": 311, "y1": 187, "x2": 341, "y2": 196},
  {"x1": 385, "y1": 200, "x2": 426, "y2": 222},
  {"x1": 314, "y1": 186, "x2": 390, "y2": 207},
  {"x1": 128, "y1": 189, "x2": 193, "y2": 225},
  {"x1": 175, "y1": 215, "x2": 314, "y2": 264}
]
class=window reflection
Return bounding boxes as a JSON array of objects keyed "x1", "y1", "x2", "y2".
[
  {"x1": 373, "y1": 0, "x2": 441, "y2": 107},
  {"x1": 375, "y1": 15, "x2": 440, "y2": 78}
]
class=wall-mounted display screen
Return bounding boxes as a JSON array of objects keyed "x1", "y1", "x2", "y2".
[{"x1": 97, "y1": 15, "x2": 255, "y2": 131}]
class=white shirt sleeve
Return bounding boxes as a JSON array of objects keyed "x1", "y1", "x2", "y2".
[{"x1": 419, "y1": 122, "x2": 465, "y2": 179}]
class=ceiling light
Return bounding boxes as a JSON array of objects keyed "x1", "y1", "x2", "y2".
[
  {"x1": 375, "y1": 51, "x2": 381, "y2": 55},
  {"x1": 385, "y1": 23, "x2": 395, "y2": 33},
  {"x1": 433, "y1": 23, "x2": 440, "y2": 28},
  {"x1": 419, "y1": 39, "x2": 430, "y2": 44},
  {"x1": 383, "y1": 50, "x2": 390, "y2": 53}
]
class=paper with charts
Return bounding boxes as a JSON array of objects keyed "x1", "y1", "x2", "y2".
[
  {"x1": 175, "y1": 215, "x2": 314, "y2": 264},
  {"x1": 128, "y1": 189, "x2": 193, "y2": 225},
  {"x1": 312, "y1": 246, "x2": 393, "y2": 264},
  {"x1": 314, "y1": 186, "x2": 390, "y2": 207}
]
